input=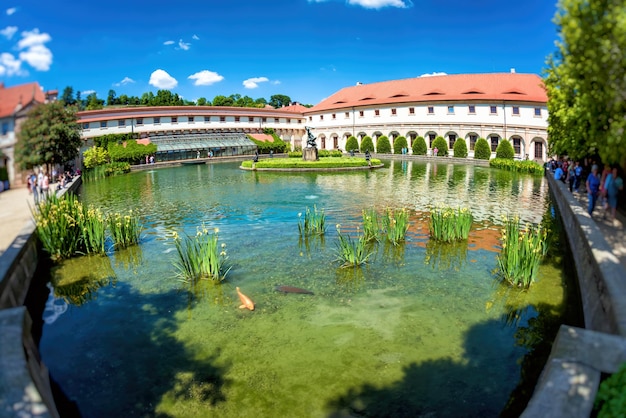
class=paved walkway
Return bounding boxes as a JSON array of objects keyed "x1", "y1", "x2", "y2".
[{"x1": 0, "y1": 186, "x2": 36, "y2": 256}]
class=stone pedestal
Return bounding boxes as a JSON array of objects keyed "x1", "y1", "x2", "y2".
[{"x1": 303, "y1": 147, "x2": 318, "y2": 161}]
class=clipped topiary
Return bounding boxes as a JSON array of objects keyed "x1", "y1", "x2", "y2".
[
  {"x1": 432, "y1": 136, "x2": 448, "y2": 156},
  {"x1": 495, "y1": 139, "x2": 515, "y2": 159},
  {"x1": 360, "y1": 136, "x2": 374, "y2": 153},
  {"x1": 474, "y1": 138, "x2": 491, "y2": 160},
  {"x1": 345, "y1": 136, "x2": 359, "y2": 152},
  {"x1": 393, "y1": 136, "x2": 408, "y2": 154},
  {"x1": 453, "y1": 137, "x2": 468, "y2": 158},
  {"x1": 412, "y1": 136, "x2": 427, "y2": 155},
  {"x1": 376, "y1": 135, "x2": 391, "y2": 154}
]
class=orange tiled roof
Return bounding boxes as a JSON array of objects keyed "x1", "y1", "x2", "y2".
[
  {"x1": 281, "y1": 103, "x2": 310, "y2": 113},
  {"x1": 307, "y1": 73, "x2": 547, "y2": 113},
  {"x1": 0, "y1": 82, "x2": 46, "y2": 118},
  {"x1": 249, "y1": 134, "x2": 274, "y2": 143}
]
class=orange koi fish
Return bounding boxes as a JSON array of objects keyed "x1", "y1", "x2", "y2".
[{"x1": 236, "y1": 287, "x2": 255, "y2": 311}]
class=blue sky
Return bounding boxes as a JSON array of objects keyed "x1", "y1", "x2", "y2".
[{"x1": 0, "y1": 0, "x2": 558, "y2": 105}]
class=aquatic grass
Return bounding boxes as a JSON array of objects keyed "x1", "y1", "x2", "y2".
[
  {"x1": 429, "y1": 206, "x2": 473, "y2": 242},
  {"x1": 298, "y1": 205, "x2": 326, "y2": 237},
  {"x1": 496, "y1": 215, "x2": 548, "y2": 288},
  {"x1": 172, "y1": 226, "x2": 230, "y2": 283},
  {"x1": 82, "y1": 206, "x2": 107, "y2": 255},
  {"x1": 334, "y1": 224, "x2": 373, "y2": 268},
  {"x1": 381, "y1": 208, "x2": 409, "y2": 246},
  {"x1": 361, "y1": 208, "x2": 381, "y2": 242},
  {"x1": 424, "y1": 239, "x2": 468, "y2": 271},
  {"x1": 107, "y1": 210, "x2": 142, "y2": 249}
]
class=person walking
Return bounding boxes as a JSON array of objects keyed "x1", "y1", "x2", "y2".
[
  {"x1": 586, "y1": 165, "x2": 601, "y2": 216},
  {"x1": 40, "y1": 170, "x2": 50, "y2": 200},
  {"x1": 603, "y1": 166, "x2": 624, "y2": 221}
]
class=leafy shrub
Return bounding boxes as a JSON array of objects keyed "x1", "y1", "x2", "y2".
[
  {"x1": 108, "y1": 140, "x2": 157, "y2": 164},
  {"x1": 103, "y1": 162, "x2": 131, "y2": 176},
  {"x1": 248, "y1": 134, "x2": 288, "y2": 154},
  {"x1": 83, "y1": 146, "x2": 109, "y2": 169},
  {"x1": 93, "y1": 133, "x2": 136, "y2": 149},
  {"x1": 453, "y1": 138, "x2": 468, "y2": 158},
  {"x1": 495, "y1": 139, "x2": 515, "y2": 159},
  {"x1": 345, "y1": 136, "x2": 359, "y2": 152},
  {"x1": 360, "y1": 136, "x2": 374, "y2": 153},
  {"x1": 474, "y1": 138, "x2": 491, "y2": 160},
  {"x1": 288, "y1": 151, "x2": 303, "y2": 158},
  {"x1": 595, "y1": 362, "x2": 626, "y2": 417},
  {"x1": 376, "y1": 135, "x2": 391, "y2": 153},
  {"x1": 318, "y1": 150, "x2": 343, "y2": 158},
  {"x1": 0, "y1": 166, "x2": 8, "y2": 181},
  {"x1": 432, "y1": 136, "x2": 448, "y2": 156},
  {"x1": 412, "y1": 136, "x2": 427, "y2": 155},
  {"x1": 489, "y1": 158, "x2": 544, "y2": 175},
  {"x1": 393, "y1": 136, "x2": 408, "y2": 154},
  {"x1": 241, "y1": 157, "x2": 381, "y2": 169}
]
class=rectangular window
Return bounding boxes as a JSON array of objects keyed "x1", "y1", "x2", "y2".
[
  {"x1": 204, "y1": 116, "x2": 210, "y2": 122},
  {"x1": 332, "y1": 113, "x2": 336, "y2": 120},
  {"x1": 359, "y1": 110, "x2": 364, "y2": 117},
  {"x1": 82, "y1": 123, "x2": 89, "y2": 130},
  {"x1": 448, "y1": 134, "x2": 456, "y2": 149},
  {"x1": 374, "y1": 109, "x2": 380, "y2": 116},
  {"x1": 188, "y1": 116, "x2": 194, "y2": 123},
  {"x1": 490, "y1": 106, "x2": 497, "y2": 114},
  {"x1": 309, "y1": 116, "x2": 312, "y2": 121},
  {"x1": 220, "y1": 116, "x2": 226, "y2": 122},
  {"x1": 469, "y1": 135, "x2": 477, "y2": 150},
  {"x1": 409, "y1": 107, "x2": 415, "y2": 115},
  {"x1": 447, "y1": 105, "x2": 454, "y2": 114},
  {"x1": 171, "y1": 117, "x2": 178, "y2": 123},
  {"x1": 248, "y1": 117, "x2": 254, "y2": 122},
  {"x1": 534, "y1": 107, "x2": 541, "y2": 117},
  {"x1": 235, "y1": 116, "x2": 240, "y2": 122},
  {"x1": 513, "y1": 138, "x2": 521, "y2": 154},
  {"x1": 391, "y1": 108, "x2": 397, "y2": 116},
  {"x1": 320, "y1": 115, "x2": 324, "y2": 121},
  {"x1": 468, "y1": 105, "x2": 476, "y2": 114},
  {"x1": 345, "y1": 112, "x2": 350, "y2": 118},
  {"x1": 287, "y1": 119, "x2": 291, "y2": 124},
  {"x1": 153, "y1": 117, "x2": 160, "y2": 124},
  {"x1": 490, "y1": 136, "x2": 499, "y2": 152},
  {"x1": 512, "y1": 106, "x2": 520, "y2": 115},
  {"x1": 429, "y1": 133, "x2": 436, "y2": 147},
  {"x1": 118, "y1": 119, "x2": 125, "y2": 127},
  {"x1": 274, "y1": 118, "x2": 279, "y2": 123},
  {"x1": 136, "y1": 118, "x2": 143, "y2": 125},
  {"x1": 427, "y1": 106, "x2": 434, "y2": 114},
  {"x1": 100, "y1": 121, "x2": 107, "y2": 128},
  {"x1": 262, "y1": 117, "x2": 267, "y2": 123}
]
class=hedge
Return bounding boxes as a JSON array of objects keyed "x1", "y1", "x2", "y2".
[
  {"x1": 393, "y1": 136, "x2": 408, "y2": 154},
  {"x1": 432, "y1": 136, "x2": 448, "y2": 156},
  {"x1": 241, "y1": 157, "x2": 381, "y2": 169},
  {"x1": 474, "y1": 138, "x2": 491, "y2": 160},
  {"x1": 453, "y1": 138, "x2": 468, "y2": 158},
  {"x1": 360, "y1": 136, "x2": 374, "y2": 153},
  {"x1": 376, "y1": 135, "x2": 391, "y2": 153},
  {"x1": 412, "y1": 136, "x2": 427, "y2": 155},
  {"x1": 345, "y1": 136, "x2": 359, "y2": 152},
  {"x1": 495, "y1": 139, "x2": 515, "y2": 159},
  {"x1": 489, "y1": 158, "x2": 544, "y2": 175}
]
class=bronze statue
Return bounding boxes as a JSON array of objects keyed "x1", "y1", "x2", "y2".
[{"x1": 305, "y1": 126, "x2": 317, "y2": 148}]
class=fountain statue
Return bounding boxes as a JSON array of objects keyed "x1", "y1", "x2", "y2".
[{"x1": 303, "y1": 126, "x2": 319, "y2": 161}]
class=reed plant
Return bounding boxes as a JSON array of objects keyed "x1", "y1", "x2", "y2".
[
  {"x1": 496, "y1": 215, "x2": 548, "y2": 288},
  {"x1": 361, "y1": 208, "x2": 381, "y2": 242},
  {"x1": 107, "y1": 210, "x2": 141, "y2": 249},
  {"x1": 172, "y1": 226, "x2": 230, "y2": 283},
  {"x1": 298, "y1": 205, "x2": 326, "y2": 237},
  {"x1": 334, "y1": 224, "x2": 373, "y2": 268},
  {"x1": 381, "y1": 208, "x2": 409, "y2": 245},
  {"x1": 429, "y1": 206, "x2": 473, "y2": 242},
  {"x1": 82, "y1": 206, "x2": 107, "y2": 254}
]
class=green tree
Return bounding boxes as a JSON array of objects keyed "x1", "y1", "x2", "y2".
[
  {"x1": 376, "y1": 136, "x2": 391, "y2": 153},
  {"x1": 545, "y1": 0, "x2": 626, "y2": 166},
  {"x1": 432, "y1": 136, "x2": 448, "y2": 156},
  {"x1": 83, "y1": 146, "x2": 109, "y2": 168},
  {"x1": 86, "y1": 93, "x2": 104, "y2": 110},
  {"x1": 196, "y1": 97, "x2": 209, "y2": 106},
  {"x1": 61, "y1": 86, "x2": 75, "y2": 106},
  {"x1": 393, "y1": 136, "x2": 408, "y2": 154},
  {"x1": 212, "y1": 95, "x2": 234, "y2": 107},
  {"x1": 474, "y1": 138, "x2": 491, "y2": 160},
  {"x1": 495, "y1": 139, "x2": 515, "y2": 159},
  {"x1": 107, "y1": 89, "x2": 118, "y2": 106},
  {"x1": 453, "y1": 137, "x2": 468, "y2": 158},
  {"x1": 269, "y1": 94, "x2": 291, "y2": 109},
  {"x1": 345, "y1": 136, "x2": 359, "y2": 152},
  {"x1": 412, "y1": 136, "x2": 427, "y2": 155},
  {"x1": 360, "y1": 136, "x2": 374, "y2": 153},
  {"x1": 15, "y1": 102, "x2": 82, "y2": 170}
]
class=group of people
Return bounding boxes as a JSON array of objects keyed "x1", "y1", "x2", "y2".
[
  {"x1": 552, "y1": 157, "x2": 624, "y2": 221},
  {"x1": 27, "y1": 169, "x2": 50, "y2": 204}
]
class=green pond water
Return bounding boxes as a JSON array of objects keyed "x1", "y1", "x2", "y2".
[{"x1": 38, "y1": 160, "x2": 581, "y2": 417}]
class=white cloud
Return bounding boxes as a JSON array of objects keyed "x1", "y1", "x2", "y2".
[
  {"x1": 243, "y1": 76, "x2": 269, "y2": 89},
  {"x1": 114, "y1": 76, "x2": 136, "y2": 87},
  {"x1": 81, "y1": 90, "x2": 96, "y2": 96},
  {"x1": 308, "y1": 0, "x2": 412, "y2": 8},
  {"x1": 0, "y1": 52, "x2": 22, "y2": 76},
  {"x1": 6, "y1": 7, "x2": 16, "y2": 16},
  {"x1": 419, "y1": 71, "x2": 447, "y2": 77},
  {"x1": 17, "y1": 29, "x2": 51, "y2": 49},
  {"x1": 149, "y1": 69, "x2": 178, "y2": 89},
  {"x1": 19, "y1": 44, "x2": 52, "y2": 70},
  {"x1": 272, "y1": 80, "x2": 281, "y2": 85},
  {"x1": 163, "y1": 40, "x2": 175, "y2": 45},
  {"x1": 0, "y1": 26, "x2": 18, "y2": 39},
  {"x1": 177, "y1": 39, "x2": 190, "y2": 50},
  {"x1": 192, "y1": 34, "x2": 199, "y2": 40},
  {"x1": 188, "y1": 70, "x2": 224, "y2": 86}
]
